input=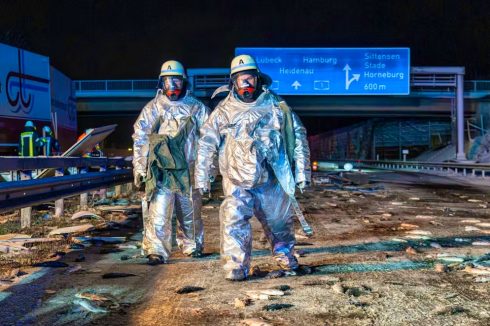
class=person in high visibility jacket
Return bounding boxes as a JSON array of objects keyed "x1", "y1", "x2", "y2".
[
  {"x1": 18, "y1": 121, "x2": 42, "y2": 156},
  {"x1": 41, "y1": 126, "x2": 61, "y2": 156}
]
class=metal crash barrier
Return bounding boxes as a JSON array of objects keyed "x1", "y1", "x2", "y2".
[
  {"x1": 0, "y1": 157, "x2": 134, "y2": 228},
  {"x1": 313, "y1": 158, "x2": 490, "y2": 179}
]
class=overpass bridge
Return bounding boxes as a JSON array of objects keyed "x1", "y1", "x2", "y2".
[
  {"x1": 75, "y1": 67, "x2": 490, "y2": 119},
  {"x1": 74, "y1": 67, "x2": 490, "y2": 161}
]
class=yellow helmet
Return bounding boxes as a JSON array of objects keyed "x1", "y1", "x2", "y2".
[
  {"x1": 230, "y1": 55, "x2": 272, "y2": 87},
  {"x1": 159, "y1": 60, "x2": 187, "y2": 79}
]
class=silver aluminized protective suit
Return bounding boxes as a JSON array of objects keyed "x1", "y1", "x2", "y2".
[
  {"x1": 133, "y1": 90, "x2": 210, "y2": 260},
  {"x1": 195, "y1": 88, "x2": 311, "y2": 276}
]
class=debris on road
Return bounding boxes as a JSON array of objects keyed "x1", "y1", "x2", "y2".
[
  {"x1": 234, "y1": 297, "x2": 251, "y2": 307},
  {"x1": 435, "y1": 264, "x2": 448, "y2": 273},
  {"x1": 332, "y1": 283, "x2": 345, "y2": 294},
  {"x1": 406, "y1": 247, "x2": 417, "y2": 255}
]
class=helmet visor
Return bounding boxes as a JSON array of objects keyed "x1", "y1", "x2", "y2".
[
  {"x1": 162, "y1": 76, "x2": 183, "y2": 90},
  {"x1": 233, "y1": 72, "x2": 257, "y2": 89}
]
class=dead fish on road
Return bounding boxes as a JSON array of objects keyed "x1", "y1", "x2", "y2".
[
  {"x1": 465, "y1": 268, "x2": 490, "y2": 275},
  {"x1": 476, "y1": 223, "x2": 490, "y2": 228},
  {"x1": 246, "y1": 289, "x2": 284, "y2": 297},
  {"x1": 102, "y1": 273, "x2": 137, "y2": 279},
  {"x1": 406, "y1": 230, "x2": 432, "y2": 235},
  {"x1": 73, "y1": 299, "x2": 107, "y2": 313},
  {"x1": 266, "y1": 270, "x2": 285, "y2": 279},
  {"x1": 241, "y1": 318, "x2": 273, "y2": 326},
  {"x1": 401, "y1": 223, "x2": 419, "y2": 229},
  {"x1": 430, "y1": 242, "x2": 442, "y2": 249},
  {"x1": 465, "y1": 226, "x2": 481, "y2": 232},
  {"x1": 175, "y1": 286, "x2": 204, "y2": 294},
  {"x1": 460, "y1": 219, "x2": 482, "y2": 224},
  {"x1": 438, "y1": 257, "x2": 465, "y2": 262},
  {"x1": 392, "y1": 238, "x2": 408, "y2": 243},
  {"x1": 64, "y1": 264, "x2": 85, "y2": 274},
  {"x1": 472, "y1": 241, "x2": 490, "y2": 246},
  {"x1": 404, "y1": 235, "x2": 431, "y2": 240},
  {"x1": 75, "y1": 292, "x2": 111, "y2": 301},
  {"x1": 32, "y1": 261, "x2": 69, "y2": 268},
  {"x1": 98, "y1": 248, "x2": 123, "y2": 254},
  {"x1": 263, "y1": 303, "x2": 294, "y2": 311}
]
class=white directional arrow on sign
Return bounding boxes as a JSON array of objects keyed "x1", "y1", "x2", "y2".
[
  {"x1": 291, "y1": 81, "x2": 301, "y2": 90},
  {"x1": 343, "y1": 64, "x2": 360, "y2": 90}
]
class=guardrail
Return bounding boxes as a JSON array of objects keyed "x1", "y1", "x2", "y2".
[
  {"x1": 0, "y1": 157, "x2": 134, "y2": 227},
  {"x1": 313, "y1": 158, "x2": 490, "y2": 179}
]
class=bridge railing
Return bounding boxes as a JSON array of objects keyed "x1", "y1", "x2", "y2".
[
  {"x1": 74, "y1": 80, "x2": 158, "y2": 92},
  {"x1": 75, "y1": 79, "x2": 490, "y2": 94},
  {"x1": 464, "y1": 80, "x2": 490, "y2": 92}
]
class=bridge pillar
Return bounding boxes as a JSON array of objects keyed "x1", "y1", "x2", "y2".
[{"x1": 456, "y1": 73, "x2": 466, "y2": 160}]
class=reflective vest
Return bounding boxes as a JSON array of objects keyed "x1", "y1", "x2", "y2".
[{"x1": 19, "y1": 131, "x2": 38, "y2": 156}]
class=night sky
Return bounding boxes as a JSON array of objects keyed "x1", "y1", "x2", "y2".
[{"x1": 1, "y1": 0, "x2": 490, "y2": 80}]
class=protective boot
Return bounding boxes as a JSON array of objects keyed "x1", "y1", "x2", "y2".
[
  {"x1": 276, "y1": 254, "x2": 299, "y2": 271},
  {"x1": 148, "y1": 254, "x2": 165, "y2": 265},
  {"x1": 190, "y1": 251, "x2": 202, "y2": 258},
  {"x1": 225, "y1": 267, "x2": 247, "y2": 281}
]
